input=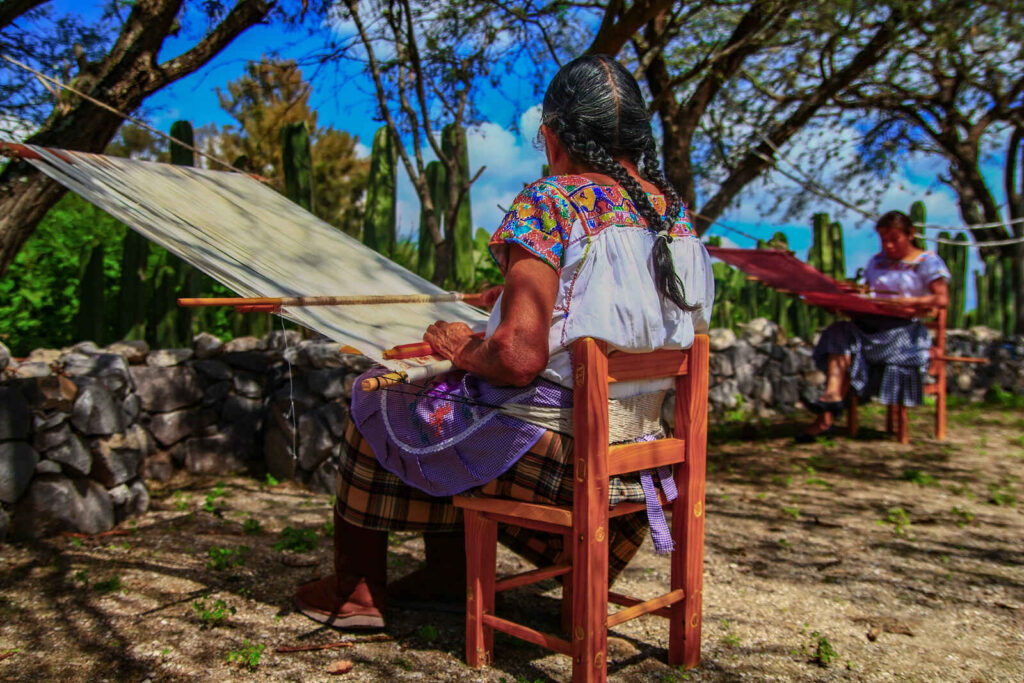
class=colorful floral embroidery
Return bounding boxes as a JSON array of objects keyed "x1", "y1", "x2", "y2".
[{"x1": 489, "y1": 174, "x2": 696, "y2": 273}]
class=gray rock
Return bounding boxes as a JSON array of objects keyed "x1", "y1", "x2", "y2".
[
  {"x1": 264, "y1": 425, "x2": 297, "y2": 481},
  {"x1": 15, "y1": 374, "x2": 77, "y2": 410},
  {"x1": 46, "y1": 434, "x2": 92, "y2": 476},
  {"x1": 0, "y1": 340, "x2": 9, "y2": 372},
  {"x1": 708, "y1": 328, "x2": 736, "y2": 352},
  {"x1": 148, "y1": 409, "x2": 197, "y2": 447},
  {"x1": 193, "y1": 332, "x2": 224, "y2": 359},
  {"x1": 269, "y1": 377, "x2": 320, "y2": 411},
  {"x1": 754, "y1": 377, "x2": 773, "y2": 404},
  {"x1": 343, "y1": 374, "x2": 357, "y2": 399},
  {"x1": 71, "y1": 381, "x2": 125, "y2": 436},
  {"x1": 89, "y1": 432, "x2": 144, "y2": 487},
  {"x1": 103, "y1": 340, "x2": 150, "y2": 364},
  {"x1": 0, "y1": 386, "x2": 30, "y2": 440},
  {"x1": 729, "y1": 339, "x2": 757, "y2": 369},
  {"x1": 130, "y1": 366, "x2": 203, "y2": 412},
  {"x1": 708, "y1": 379, "x2": 740, "y2": 410},
  {"x1": 146, "y1": 348, "x2": 194, "y2": 367},
  {"x1": 192, "y1": 359, "x2": 232, "y2": 382},
  {"x1": 264, "y1": 329, "x2": 303, "y2": 350},
  {"x1": 310, "y1": 458, "x2": 338, "y2": 495},
  {"x1": 107, "y1": 483, "x2": 131, "y2": 506},
  {"x1": 122, "y1": 392, "x2": 141, "y2": 423},
  {"x1": 60, "y1": 352, "x2": 133, "y2": 396},
  {"x1": 141, "y1": 452, "x2": 173, "y2": 483},
  {"x1": 35, "y1": 459, "x2": 61, "y2": 474},
  {"x1": 70, "y1": 341, "x2": 102, "y2": 355},
  {"x1": 709, "y1": 352, "x2": 733, "y2": 378},
  {"x1": 127, "y1": 479, "x2": 150, "y2": 516},
  {"x1": 307, "y1": 368, "x2": 349, "y2": 400},
  {"x1": 317, "y1": 401, "x2": 350, "y2": 438},
  {"x1": 780, "y1": 348, "x2": 803, "y2": 375},
  {"x1": 35, "y1": 422, "x2": 71, "y2": 451},
  {"x1": 184, "y1": 434, "x2": 249, "y2": 474},
  {"x1": 12, "y1": 474, "x2": 114, "y2": 537},
  {"x1": 9, "y1": 361, "x2": 52, "y2": 378},
  {"x1": 26, "y1": 348, "x2": 61, "y2": 364},
  {"x1": 33, "y1": 410, "x2": 68, "y2": 431},
  {"x1": 224, "y1": 336, "x2": 264, "y2": 353},
  {"x1": 222, "y1": 351, "x2": 269, "y2": 374},
  {"x1": 0, "y1": 441, "x2": 39, "y2": 503},
  {"x1": 739, "y1": 317, "x2": 778, "y2": 346},
  {"x1": 202, "y1": 381, "x2": 232, "y2": 406},
  {"x1": 298, "y1": 411, "x2": 338, "y2": 471},
  {"x1": 286, "y1": 341, "x2": 348, "y2": 369},
  {"x1": 222, "y1": 394, "x2": 263, "y2": 423},
  {"x1": 775, "y1": 377, "x2": 801, "y2": 405},
  {"x1": 734, "y1": 362, "x2": 757, "y2": 397},
  {"x1": 232, "y1": 371, "x2": 263, "y2": 398},
  {"x1": 0, "y1": 506, "x2": 8, "y2": 543}
]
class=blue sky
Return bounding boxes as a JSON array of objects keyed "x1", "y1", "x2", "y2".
[{"x1": 33, "y1": 2, "x2": 1014, "y2": 309}]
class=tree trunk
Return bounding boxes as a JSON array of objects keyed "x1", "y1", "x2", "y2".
[{"x1": 0, "y1": 163, "x2": 70, "y2": 271}]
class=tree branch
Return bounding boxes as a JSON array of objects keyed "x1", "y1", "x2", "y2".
[{"x1": 0, "y1": 0, "x2": 49, "y2": 30}]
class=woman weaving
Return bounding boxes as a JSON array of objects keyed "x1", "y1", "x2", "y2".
[
  {"x1": 799, "y1": 210, "x2": 950, "y2": 441},
  {"x1": 294, "y1": 55, "x2": 714, "y2": 629}
]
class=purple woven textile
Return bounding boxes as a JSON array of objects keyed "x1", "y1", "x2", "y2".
[{"x1": 352, "y1": 368, "x2": 571, "y2": 496}]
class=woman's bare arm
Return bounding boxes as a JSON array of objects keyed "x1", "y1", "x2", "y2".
[{"x1": 423, "y1": 246, "x2": 558, "y2": 386}]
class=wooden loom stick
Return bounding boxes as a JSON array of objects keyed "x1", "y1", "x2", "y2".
[{"x1": 178, "y1": 292, "x2": 489, "y2": 310}]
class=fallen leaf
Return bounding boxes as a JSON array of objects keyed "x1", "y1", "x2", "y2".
[{"x1": 327, "y1": 659, "x2": 354, "y2": 675}]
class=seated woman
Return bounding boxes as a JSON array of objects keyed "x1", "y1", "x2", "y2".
[
  {"x1": 293, "y1": 54, "x2": 714, "y2": 629},
  {"x1": 800, "y1": 210, "x2": 950, "y2": 441}
]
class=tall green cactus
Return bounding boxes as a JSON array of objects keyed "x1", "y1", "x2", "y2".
[
  {"x1": 363, "y1": 126, "x2": 397, "y2": 257},
  {"x1": 910, "y1": 200, "x2": 926, "y2": 246},
  {"x1": 829, "y1": 220, "x2": 845, "y2": 280},
  {"x1": 418, "y1": 160, "x2": 446, "y2": 281},
  {"x1": 1001, "y1": 254, "x2": 1016, "y2": 335},
  {"x1": 937, "y1": 232, "x2": 968, "y2": 328},
  {"x1": 281, "y1": 120, "x2": 314, "y2": 212},
  {"x1": 442, "y1": 123, "x2": 475, "y2": 290},
  {"x1": 117, "y1": 224, "x2": 149, "y2": 340},
  {"x1": 975, "y1": 263, "x2": 991, "y2": 329},
  {"x1": 76, "y1": 242, "x2": 106, "y2": 343}
]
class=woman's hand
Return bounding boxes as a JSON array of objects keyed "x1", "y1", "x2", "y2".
[{"x1": 423, "y1": 320, "x2": 475, "y2": 362}]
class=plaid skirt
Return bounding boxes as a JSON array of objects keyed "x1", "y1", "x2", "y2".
[{"x1": 334, "y1": 419, "x2": 649, "y2": 581}]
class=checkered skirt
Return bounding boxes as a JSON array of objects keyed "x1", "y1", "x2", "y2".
[{"x1": 334, "y1": 419, "x2": 649, "y2": 581}]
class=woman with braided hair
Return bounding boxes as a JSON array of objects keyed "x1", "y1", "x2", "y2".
[{"x1": 294, "y1": 54, "x2": 714, "y2": 630}]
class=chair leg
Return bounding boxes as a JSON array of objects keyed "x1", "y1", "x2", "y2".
[
  {"x1": 560, "y1": 532, "x2": 573, "y2": 635},
  {"x1": 847, "y1": 394, "x2": 859, "y2": 437},
  {"x1": 897, "y1": 404, "x2": 909, "y2": 444},
  {"x1": 571, "y1": 524, "x2": 608, "y2": 682},
  {"x1": 669, "y1": 488, "x2": 705, "y2": 668},
  {"x1": 464, "y1": 510, "x2": 496, "y2": 668}
]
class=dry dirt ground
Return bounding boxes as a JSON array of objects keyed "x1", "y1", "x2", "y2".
[{"x1": 2, "y1": 402, "x2": 1023, "y2": 682}]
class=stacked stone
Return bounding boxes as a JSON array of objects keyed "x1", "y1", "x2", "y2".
[{"x1": 945, "y1": 328, "x2": 1024, "y2": 398}]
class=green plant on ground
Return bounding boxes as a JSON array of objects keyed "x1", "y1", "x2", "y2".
[
  {"x1": 264, "y1": 473, "x2": 280, "y2": 487},
  {"x1": 782, "y1": 506, "x2": 801, "y2": 520},
  {"x1": 808, "y1": 631, "x2": 837, "y2": 667},
  {"x1": 659, "y1": 667, "x2": 691, "y2": 682},
  {"x1": 951, "y1": 506, "x2": 974, "y2": 527},
  {"x1": 207, "y1": 546, "x2": 249, "y2": 571},
  {"x1": 720, "y1": 619, "x2": 741, "y2": 647},
  {"x1": 93, "y1": 576, "x2": 122, "y2": 593},
  {"x1": 172, "y1": 491, "x2": 191, "y2": 512},
  {"x1": 987, "y1": 483, "x2": 1017, "y2": 506},
  {"x1": 203, "y1": 482, "x2": 229, "y2": 516},
  {"x1": 902, "y1": 469, "x2": 939, "y2": 486},
  {"x1": 192, "y1": 597, "x2": 236, "y2": 628},
  {"x1": 805, "y1": 477, "x2": 833, "y2": 489},
  {"x1": 878, "y1": 507, "x2": 912, "y2": 537},
  {"x1": 321, "y1": 520, "x2": 335, "y2": 537},
  {"x1": 778, "y1": 538, "x2": 791, "y2": 548},
  {"x1": 73, "y1": 570, "x2": 89, "y2": 584},
  {"x1": 417, "y1": 624, "x2": 439, "y2": 641},
  {"x1": 225, "y1": 639, "x2": 265, "y2": 670},
  {"x1": 242, "y1": 518, "x2": 263, "y2": 535},
  {"x1": 274, "y1": 526, "x2": 319, "y2": 553},
  {"x1": 393, "y1": 656, "x2": 415, "y2": 671}
]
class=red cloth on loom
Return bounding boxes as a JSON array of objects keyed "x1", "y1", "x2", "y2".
[{"x1": 706, "y1": 246, "x2": 914, "y2": 319}]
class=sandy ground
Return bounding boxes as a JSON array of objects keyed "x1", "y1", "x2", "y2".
[{"x1": 1, "y1": 402, "x2": 1022, "y2": 682}]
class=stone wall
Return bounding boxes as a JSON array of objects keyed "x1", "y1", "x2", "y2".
[{"x1": 1, "y1": 322, "x2": 1020, "y2": 541}]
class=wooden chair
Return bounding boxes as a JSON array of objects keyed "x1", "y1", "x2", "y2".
[
  {"x1": 847, "y1": 309, "x2": 987, "y2": 443},
  {"x1": 452, "y1": 335, "x2": 710, "y2": 682}
]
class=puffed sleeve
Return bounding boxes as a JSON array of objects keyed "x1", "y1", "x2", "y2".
[
  {"x1": 917, "y1": 251, "x2": 951, "y2": 285},
  {"x1": 489, "y1": 180, "x2": 576, "y2": 273}
]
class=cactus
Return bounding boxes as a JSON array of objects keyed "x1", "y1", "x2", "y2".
[
  {"x1": 418, "y1": 160, "x2": 446, "y2": 281},
  {"x1": 975, "y1": 266, "x2": 990, "y2": 329},
  {"x1": 76, "y1": 243, "x2": 106, "y2": 343},
  {"x1": 363, "y1": 126, "x2": 397, "y2": 257},
  {"x1": 117, "y1": 226, "x2": 149, "y2": 340},
  {"x1": 910, "y1": 200, "x2": 926, "y2": 246},
  {"x1": 938, "y1": 232, "x2": 968, "y2": 328},
  {"x1": 281, "y1": 120, "x2": 314, "y2": 212},
  {"x1": 829, "y1": 220, "x2": 845, "y2": 280},
  {"x1": 1002, "y1": 254, "x2": 1016, "y2": 335},
  {"x1": 442, "y1": 123, "x2": 475, "y2": 290}
]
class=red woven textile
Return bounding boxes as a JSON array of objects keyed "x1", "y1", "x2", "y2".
[{"x1": 706, "y1": 246, "x2": 914, "y2": 318}]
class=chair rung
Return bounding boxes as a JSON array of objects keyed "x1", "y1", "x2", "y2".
[
  {"x1": 481, "y1": 614, "x2": 571, "y2": 655},
  {"x1": 606, "y1": 589, "x2": 685, "y2": 627},
  {"x1": 495, "y1": 563, "x2": 572, "y2": 593},
  {"x1": 608, "y1": 438, "x2": 685, "y2": 476},
  {"x1": 607, "y1": 349, "x2": 688, "y2": 381},
  {"x1": 453, "y1": 496, "x2": 572, "y2": 528}
]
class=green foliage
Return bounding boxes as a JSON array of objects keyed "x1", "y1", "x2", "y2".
[
  {"x1": 242, "y1": 517, "x2": 264, "y2": 535},
  {"x1": 472, "y1": 227, "x2": 504, "y2": 288},
  {"x1": 987, "y1": 483, "x2": 1017, "y2": 507},
  {"x1": 417, "y1": 624, "x2": 439, "y2": 641},
  {"x1": 75, "y1": 242, "x2": 106, "y2": 342},
  {"x1": 273, "y1": 526, "x2": 318, "y2": 553},
  {"x1": 192, "y1": 596, "x2": 236, "y2": 627},
  {"x1": 443, "y1": 123, "x2": 475, "y2": 289},
  {"x1": 902, "y1": 469, "x2": 938, "y2": 487},
  {"x1": 207, "y1": 546, "x2": 249, "y2": 570},
  {"x1": 93, "y1": 576, "x2": 123, "y2": 593},
  {"x1": 782, "y1": 506, "x2": 800, "y2": 520},
  {"x1": 951, "y1": 506, "x2": 974, "y2": 527},
  {"x1": 418, "y1": 160, "x2": 446, "y2": 280},
  {"x1": 878, "y1": 507, "x2": 912, "y2": 536},
  {"x1": 281, "y1": 120, "x2": 314, "y2": 212},
  {"x1": 203, "y1": 482, "x2": 229, "y2": 516},
  {"x1": 809, "y1": 632, "x2": 837, "y2": 667},
  {"x1": 225, "y1": 639, "x2": 265, "y2": 669},
  {"x1": 364, "y1": 125, "x2": 397, "y2": 256}
]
